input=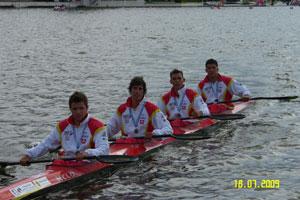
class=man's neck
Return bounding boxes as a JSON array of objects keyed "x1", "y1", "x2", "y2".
[
  {"x1": 208, "y1": 75, "x2": 218, "y2": 82},
  {"x1": 131, "y1": 98, "x2": 142, "y2": 109},
  {"x1": 173, "y1": 84, "x2": 184, "y2": 92},
  {"x1": 73, "y1": 114, "x2": 88, "y2": 126}
]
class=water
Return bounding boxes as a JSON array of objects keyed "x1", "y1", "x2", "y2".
[{"x1": 0, "y1": 6, "x2": 300, "y2": 199}]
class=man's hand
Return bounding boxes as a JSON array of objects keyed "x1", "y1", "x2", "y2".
[
  {"x1": 75, "y1": 151, "x2": 89, "y2": 160},
  {"x1": 20, "y1": 155, "x2": 31, "y2": 166},
  {"x1": 241, "y1": 95, "x2": 251, "y2": 101}
]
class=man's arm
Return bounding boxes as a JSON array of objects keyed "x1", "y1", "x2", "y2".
[
  {"x1": 106, "y1": 112, "x2": 122, "y2": 138},
  {"x1": 230, "y1": 79, "x2": 251, "y2": 99},
  {"x1": 84, "y1": 128, "x2": 109, "y2": 157},
  {"x1": 193, "y1": 95, "x2": 211, "y2": 116},
  {"x1": 151, "y1": 111, "x2": 173, "y2": 136},
  {"x1": 20, "y1": 127, "x2": 61, "y2": 165}
]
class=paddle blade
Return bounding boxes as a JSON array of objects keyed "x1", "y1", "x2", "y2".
[
  {"x1": 0, "y1": 166, "x2": 15, "y2": 177},
  {"x1": 209, "y1": 114, "x2": 246, "y2": 120},
  {"x1": 0, "y1": 161, "x2": 9, "y2": 168},
  {"x1": 172, "y1": 134, "x2": 211, "y2": 140},
  {"x1": 0, "y1": 161, "x2": 29, "y2": 167},
  {"x1": 215, "y1": 95, "x2": 298, "y2": 104},
  {"x1": 152, "y1": 132, "x2": 211, "y2": 140},
  {"x1": 253, "y1": 96, "x2": 298, "y2": 101},
  {"x1": 94, "y1": 155, "x2": 139, "y2": 164},
  {"x1": 178, "y1": 114, "x2": 246, "y2": 121}
]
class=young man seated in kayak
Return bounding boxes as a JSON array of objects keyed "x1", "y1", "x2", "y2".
[
  {"x1": 106, "y1": 76, "x2": 173, "y2": 141},
  {"x1": 20, "y1": 91, "x2": 109, "y2": 165},
  {"x1": 196, "y1": 58, "x2": 251, "y2": 114},
  {"x1": 157, "y1": 69, "x2": 210, "y2": 121}
]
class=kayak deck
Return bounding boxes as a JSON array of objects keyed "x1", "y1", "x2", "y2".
[{"x1": 0, "y1": 101, "x2": 252, "y2": 200}]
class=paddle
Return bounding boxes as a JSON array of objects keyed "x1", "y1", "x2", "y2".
[
  {"x1": 153, "y1": 134, "x2": 211, "y2": 140},
  {"x1": 171, "y1": 113, "x2": 246, "y2": 121},
  {"x1": 211, "y1": 96, "x2": 298, "y2": 104},
  {"x1": 0, "y1": 155, "x2": 138, "y2": 168},
  {"x1": 110, "y1": 133, "x2": 211, "y2": 143}
]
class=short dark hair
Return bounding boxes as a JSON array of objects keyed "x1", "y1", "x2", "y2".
[
  {"x1": 69, "y1": 91, "x2": 88, "y2": 108},
  {"x1": 128, "y1": 76, "x2": 147, "y2": 95},
  {"x1": 205, "y1": 58, "x2": 218, "y2": 67},
  {"x1": 170, "y1": 69, "x2": 184, "y2": 79}
]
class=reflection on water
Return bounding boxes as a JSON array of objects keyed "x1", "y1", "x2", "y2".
[{"x1": 0, "y1": 7, "x2": 300, "y2": 199}]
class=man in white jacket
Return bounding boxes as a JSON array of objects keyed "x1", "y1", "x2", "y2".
[
  {"x1": 106, "y1": 76, "x2": 173, "y2": 139},
  {"x1": 158, "y1": 69, "x2": 210, "y2": 120},
  {"x1": 196, "y1": 58, "x2": 251, "y2": 104},
  {"x1": 20, "y1": 91, "x2": 109, "y2": 165},
  {"x1": 196, "y1": 59, "x2": 251, "y2": 113}
]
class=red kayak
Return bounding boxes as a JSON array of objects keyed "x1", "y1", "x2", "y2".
[{"x1": 0, "y1": 101, "x2": 252, "y2": 200}]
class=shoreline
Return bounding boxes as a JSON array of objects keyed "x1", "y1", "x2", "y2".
[{"x1": 0, "y1": 1, "x2": 289, "y2": 9}]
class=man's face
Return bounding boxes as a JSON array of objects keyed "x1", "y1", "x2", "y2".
[
  {"x1": 130, "y1": 85, "x2": 144, "y2": 102},
  {"x1": 170, "y1": 73, "x2": 185, "y2": 89},
  {"x1": 70, "y1": 102, "x2": 88, "y2": 124},
  {"x1": 206, "y1": 63, "x2": 219, "y2": 80}
]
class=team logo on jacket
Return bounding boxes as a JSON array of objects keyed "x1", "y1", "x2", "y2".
[
  {"x1": 139, "y1": 119, "x2": 145, "y2": 125},
  {"x1": 181, "y1": 102, "x2": 188, "y2": 110},
  {"x1": 81, "y1": 132, "x2": 88, "y2": 144},
  {"x1": 81, "y1": 138, "x2": 86, "y2": 144}
]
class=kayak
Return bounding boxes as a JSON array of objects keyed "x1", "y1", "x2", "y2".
[
  {"x1": 0, "y1": 101, "x2": 252, "y2": 200},
  {"x1": 0, "y1": 101, "x2": 251, "y2": 200}
]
